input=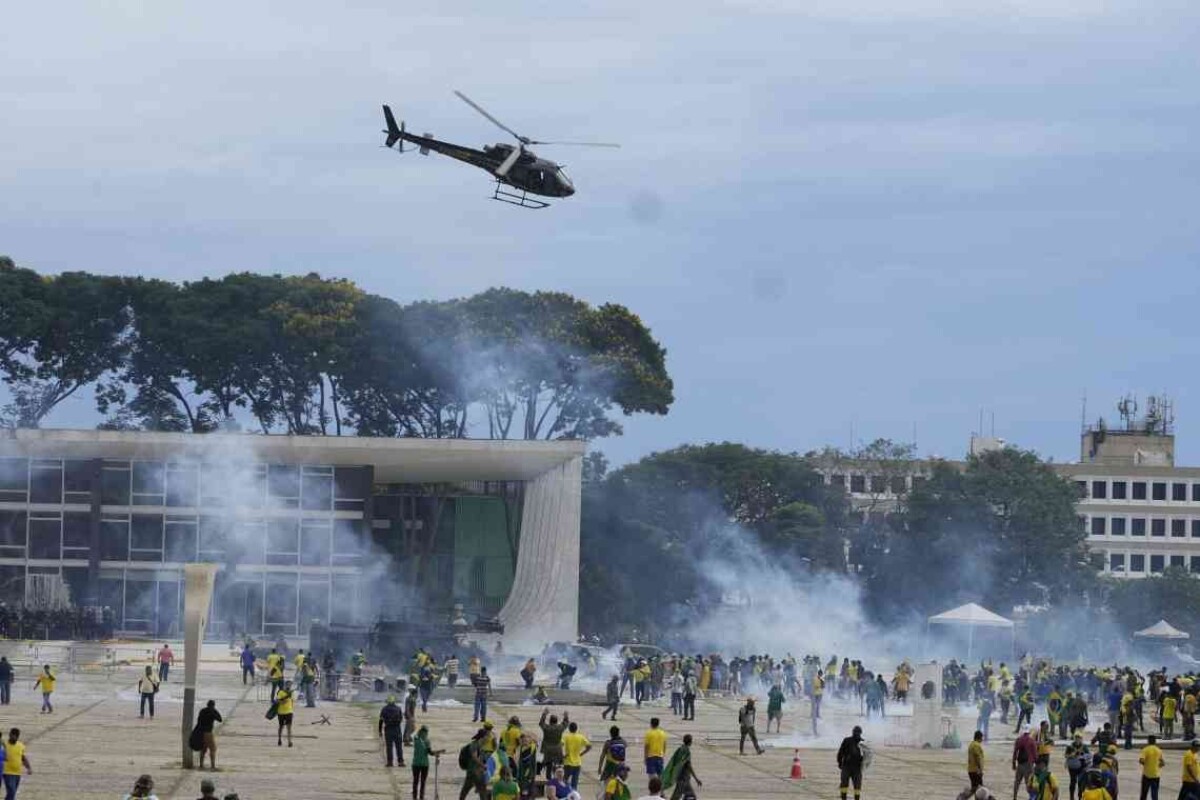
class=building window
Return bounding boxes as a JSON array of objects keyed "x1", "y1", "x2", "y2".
[
  {"x1": 1153, "y1": 482, "x2": 1167, "y2": 501},
  {"x1": 1194, "y1": 484, "x2": 1200, "y2": 503},
  {"x1": 300, "y1": 466, "x2": 334, "y2": 511},
  {"x1": 269, "y1": 465, "x2": 301, "y2": 509},
  {"x1": 1150, "y1": 554, "x2": 1165, "y2": 573},
  {"x1": 1133, "y1": 482, "x2": 1147, "y2": 500},
  {"x1": 30, "y1": 460, "x2": 63, "y2": 505},
  {"x1": 1173, "y1": 519, "x2": 1187, "y2": 537},
  {"x1": 1130, "y1": 554, "x2": 1146, "y2": 572},
  {"x1": 829, "y1": 474, "x2": 845, "y2": 488},
  {"x1": 300, "y1": 519, "x2": 332, "y2": 566},
  {"x1": 131, "y1": 462, "x2": 165, "y2": 506},
  {"x1": 850, "y1": 475, "x2": 866, "y2": 494},
  {"x1": 1112, "y1": 481, "x2": 1128, "y2": 500},
  {"x1": 1109, "y1": 553, "x2": 1126, "y2": 572},
  {"x1": 63, "y1": 512, "x2": 90, "y2": 559},
  {"x1": 1132, "y1": 518, "x2": 1147, "y2": 536},
  {"x1": 165, "y1": 463, "x2": 199, "y2": 508},
  {"x1": 1192, "y1": 556, "x2": 1200, "y2": 574},
  {"x1": 164, "y1": 516, "x2": 198, "y2": 562},
  {"x1": 1111, "y1": 517, "x2": 1127, "y2": 535},
  {"x1": 1193, "y1": 520, "x2": 1200, "y2": 538},
  {"x1": 198, "y1": 517, "x2": 228, "y2": 561},
  {"x1": 1174, "y1": 483, "x2": 1188, "y2": 502},
  {"x1": 1075, "y1": 481, "x2": 1087, "y2": 498},
  {"x1": 0, "y1": 459, "x2": 27, "y2": 503},
  {"x1": 889, "y1": 476, "x2": 907, "y2": 494},
  {"x1": 101, "y1": 464, "x2": 131, "y2": 506},
  {"x1": 1091, "y1": 480, "x2": 1107, "y2": 499},
  {"x1": 1171, "y1": 555, "x2": 1185, "y2": 569},
  {"x1": 130, "y1": 514, "x2": 164, "y2": 562},
  {"x1": 267, "y1": 519, "x2": 299, "y2": 566},
  {"x1": 1090, "y1": 517, "x2": 1107, "y2": 536},
  {"x1": 28, "y1": 515, "x2": 61, "y2": 559},
  {"x1": 1152, "y1": 518, "x2": 1166, "y2": 536},
  {"x1": 64, "y1": 460, "x2": 93, "y2": 504},
  {"x1": 100, "y1": 517, "x2": 130, "y2": 561}
]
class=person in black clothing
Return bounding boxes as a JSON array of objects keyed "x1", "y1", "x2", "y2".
[
  {"x1": 196, "y1": 700, "x2": 223, "y2": 771},
  {"x1": 379, "y1": 695, "x2": 406, "y2": 767},
  {"x1": 0, "y1": 657, "x2": 12, "y2": 705},
  {"x1": 837, "y1": 725, "x2": 866, "y2": 800},
  {"x1": 602, "y1": 675, "x2": 620, "y2": 721}
]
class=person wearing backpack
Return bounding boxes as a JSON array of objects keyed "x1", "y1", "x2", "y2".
[
  {"x1": 836, "y1": 725, "x2": 866, "y2": 800},
  {"x1": 1065, "y1": 734, "x2": 1090, "y2": 800},
  {"x1": 137, "y1": 665, "x2": 160, "y2": 719},
  {"x1": 1013, "y1": 726, "x2": 1037, "y2": 800},
  {"x1": 457, "y1": 730, "x2": 488, "y2": 800},
  {"x1": 598, "y1": 727, "x2": 627, "y2": 783}
]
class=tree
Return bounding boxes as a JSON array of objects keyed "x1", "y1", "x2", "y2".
[
  {"x1": 1106, "y1": 567, "x2": 1200, "y2": 639},
  {"x1": 3, "y1": 271, "x2": 130, "y2": 428},
  {"x1": 861, "y1": 447, "x2": 1092, "y2": 623},
  {"x1": 457, "y1": 289, "x2": 673, "y2": 440},
  {"x1": 579, "y1": 443, "x2": 848, "y2": 639}
]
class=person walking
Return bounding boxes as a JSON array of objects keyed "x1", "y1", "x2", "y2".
[
  {"x1": 404, "y1": 688, "x2": 419, "y2": 746},
  {"x1": 471, "y1": 667, "x2": 492, "y2": 723},
  {"x1": 562, "y1": 722, "x2": 591, "y2": 790},
  {"x1": 644, "y1": 718, "x2": 667, "y2": 778},
  {"x1": 379, "y1": 695, "x2": 405, "y2": 767},
  {"x1": 239, "y1": 644, "x2": 255, "y2": 685},
  {"x1": 1065, "y1": 734, "x2": 1090, "y2": 800},
  {"x1": 662, "y1": 734, "x2": 701, "y2": 800},
  {"x1": 969, "y1": 730, "x2": 986, "y2": 790},
  {"x1": 669, "y1": 671, "x2": 683, "y2": 717},
  {"x1": 0, "y1": 658, "x2": 12, "y2": 706},
  {"x1": 837, "y1": 725, "x2": 866, "y2": 800},
  {"x1": 195, "y1": 700, "x2": 222, "y2": 771},
  {"x1": 1180, "y1": 739, "x2": 1200, "y2": 800},
  {"x1": 138, "y1": 665, "x2": 160, "y2": 719},
  {"x1": 682, "y1": 672, "x2": 697, "y2": 722},
  {"x1": 599, "y1": 726, "x2": 628, "y2": 784},
  {"x1": 767, "y1": 684, "x2": 785, "y2": 733},
  {"x1": 1139, "y1": 735, "x2": 1164, "y2": 800},
  {"x1": 458, "y1": 729, "x2": 488, "y2": 800},
  {"x1": 32, "y1": 666, "x2": 54, "y2": 714},
  {"x1": 157, "y1": 644, "x2": 174, "y2": 682},
  {"x1": 275, "y1": 680, "x2": 295, "y2": 748},
  {"x1": 445, "y1": 654, "x2": 459, "y2": 689},
  {"x1": 1013, "y1": 726, "x2": 1038, "y2": 800},
  {"x1": 602, "y1": 675, "x2": 621, "y2": 721},
  {"x1": 411, "y1": 725, "x2": 442, "y2": 800},
  {"x1": 2, "y1": 728, "x2": 30, "y2": 800},
  {"x1": 738, "y1": 698, "x2": 765, "y2": 756},
  {"x1": 539, "y1": 709, "x2": 568, "y2": 776},
  {"x1": 1026, "y1": 760, "x2": 1059, "y2": 800}
]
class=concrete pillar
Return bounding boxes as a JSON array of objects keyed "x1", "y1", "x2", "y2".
[{"x1": 181, "y1": 563, "x2": 218, "y2": 769}]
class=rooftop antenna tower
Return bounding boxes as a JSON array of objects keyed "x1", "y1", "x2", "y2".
[{"x1": 1117, "y1": 395, "x2": 1137, "y2": 430}]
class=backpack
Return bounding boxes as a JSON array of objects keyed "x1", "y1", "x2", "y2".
[
  {"x1": 609, "y1": 740, "x2": 627, "y2": 762},
  {"x1": 459, "y1": 743, "x2": 473, "y2": 771},
  {"x1": 858, "y1": 741, "x2": 873, "y2": 770}
]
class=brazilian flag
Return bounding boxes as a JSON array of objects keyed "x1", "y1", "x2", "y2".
[{"x1": 661, "y1": 745, "x2": 691, "y2": 790}]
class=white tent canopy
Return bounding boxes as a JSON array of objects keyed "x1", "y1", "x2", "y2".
[
  {"x1": 1134, "y1": 620, "x2": 1190, "y2": 640},
  {"x1": 926, "y1": 602, "x2": 1015, "y2": 661},
  {"x1": 928, "y1": 603, "x2": 1014, "y2": 629}
]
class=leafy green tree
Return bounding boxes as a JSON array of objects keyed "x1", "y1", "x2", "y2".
[
  {"x1": 1105, "y1": 567, "x2": 1200, "y2": 639},
  {"x1": 861, "y1": 447, "x2": 1092, "y2": 623}
]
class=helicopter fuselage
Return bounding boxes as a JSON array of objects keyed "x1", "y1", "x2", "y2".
[{"x1": 390, "y1": 130, "x2": 574, "y2": 198}]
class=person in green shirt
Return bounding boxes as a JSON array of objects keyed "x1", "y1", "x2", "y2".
[
  {"x1": 492, "y1": 765, "x2": 520, "y2": 800},
  {"x1": 767, "y1": 685, "x2": 785, "y2": 733},
  {"x1": 412, "y1": 726, "x2": 443, "y2": 800}
]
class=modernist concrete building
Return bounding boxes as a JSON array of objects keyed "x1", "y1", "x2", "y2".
[{"x1": 0, "y1": 429, "x2": 584, "y2": 646}]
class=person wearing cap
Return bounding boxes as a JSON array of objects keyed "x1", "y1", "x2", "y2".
[
  {"x1": 836, "y1": 725, "x2": 865, "y2": 800},
  {"x1": 480, "y1": 720, "x2": 498, "y2": 758},
  {"x1": 458, "y1": 730, "x2": 488, "y2": 800},
  {"x1": 1139, "y1": 735, "x2": 1165, "y2": 800},
  {"x1": 1012, "y1": 725, "x2": 1037, "y2": 800},
  {"x1": 737, "y1": 698, "x2": 764, "y2": 756},
  {"x1": 379, "y1": 695, "x2": 405, "y2": 767}
]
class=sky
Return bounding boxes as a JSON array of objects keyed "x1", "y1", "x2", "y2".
[{"x1": 3, "y1": 0, "x2": 1200, "y2": 467}]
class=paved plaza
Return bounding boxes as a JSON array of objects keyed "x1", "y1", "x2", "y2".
[{"x1": 0, "y1": 653, "x2": 1186, "y2": 799}]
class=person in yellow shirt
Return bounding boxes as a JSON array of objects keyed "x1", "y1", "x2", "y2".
[
  {"x1": 604, "y1": 763, "x2": 631, "y2": 800},
  {"x1": 501, "y1": 717, "x2": 523, "y2": 757},
  {"x1": 2, "y1": 727, "x2": 31, "y2": 798},
  {"x1": 1181, "y1": 738, "x2": 1200, "y2": 797},
  {"x1": 275, "y1": 679, "x2": 295, "y2": 747},
  {"x1": 1140, "y1": 735, "x2": 1165, "y2": 800},
  {"x1": 1163, "y1": 697, "x2": 1179, "y2": 740},
  {"x1": 32, "y1": 666, "x2": 55, "y2": 714},
  {"x1": 644, "y1": 718, "x2": 668, "y2": 778},
  {"x1": 1026, "y1": 761, "x2": 1059, "y2": 800},
  {"x1": 561, "y1": 722, "x2": 592, "y2": 790},
  {"x1": 967, "y1": 730, "x2": 985, "y2": 789}
]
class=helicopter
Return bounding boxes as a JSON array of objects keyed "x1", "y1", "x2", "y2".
[{"x1": 381, "y1": 91, "x2": 619, "y2": 209}]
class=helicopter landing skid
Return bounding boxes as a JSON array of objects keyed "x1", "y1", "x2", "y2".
[{"x1": 492, "y1": 181, "x2": 550, "y2": 209}]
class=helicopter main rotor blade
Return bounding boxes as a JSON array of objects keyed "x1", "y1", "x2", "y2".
[
  {"x1": 454, "y1": 90, "x2": 528, "y2": 143},
  {"x1": 527, "y1": 140, "x2": 621, "y2": 148}
]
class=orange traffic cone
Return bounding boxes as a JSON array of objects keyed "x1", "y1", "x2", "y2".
[{"x1": 790, "y1": 749, "x2": 804, "y2": 779}]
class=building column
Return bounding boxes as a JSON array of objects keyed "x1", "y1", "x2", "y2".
[{"x1": 85, "y1": 458, "x2": 103, "y2": 606}]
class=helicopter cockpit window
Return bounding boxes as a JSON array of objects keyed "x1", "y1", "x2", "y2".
[{"x1": 556, "y1": 168, "x2": 574, "y2": 191}]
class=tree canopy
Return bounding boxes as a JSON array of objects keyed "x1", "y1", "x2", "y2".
[{"x1": 0, "y1": 259, "x2": 674, "y2": 439}]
